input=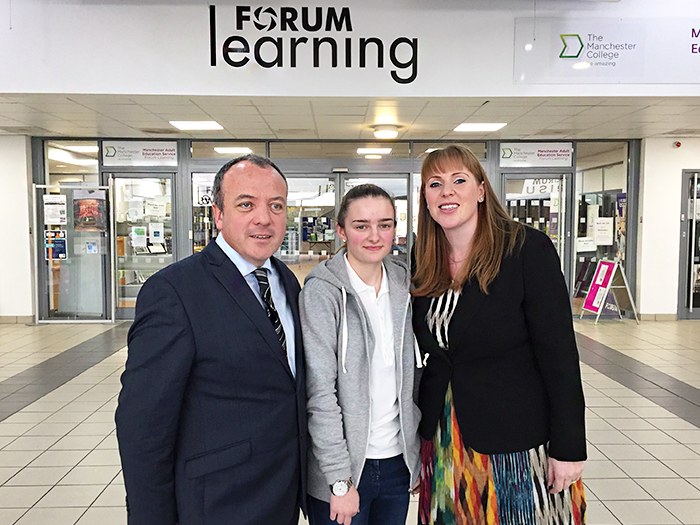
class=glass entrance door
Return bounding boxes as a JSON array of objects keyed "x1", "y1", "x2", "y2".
[
  {"x1": 111, "y1": 174, "x2": 174, "y2": 319},
  {"x1": 680, "y1": 171, "x2": 700, "y2": 319},
  {"x1": 502, "y1": 174, "x2": 571, "y2": 287},
  {"x1": 35, "y1": 184, "x2": 112, "y2": 322}
]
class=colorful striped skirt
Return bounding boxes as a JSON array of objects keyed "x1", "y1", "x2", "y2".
[{"x1": 419, "y1": 386, "x2": 586, "y2": 525}]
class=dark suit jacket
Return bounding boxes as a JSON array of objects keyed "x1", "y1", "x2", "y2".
[
  {"x1": 116, "y1": 242, "x2": 307, "y2": 525},
  {"x1": 413, "y1": 227, "x2": 586, "y2": 461}
]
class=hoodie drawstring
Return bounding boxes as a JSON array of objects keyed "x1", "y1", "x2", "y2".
[
  {"x1": 414, "y1": 335, "x2": 424, "y2": 368},
  {"x1": 341, "y1": 287, "x2": 348, "y2": 373}
]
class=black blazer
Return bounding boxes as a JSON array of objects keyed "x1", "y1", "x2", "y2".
[
  {"x1": 116, "y1": 242, "x2": 307, "y2": 525},
  {"x1": 413, "y1": 227, "x2": 586, "y2": 461}
]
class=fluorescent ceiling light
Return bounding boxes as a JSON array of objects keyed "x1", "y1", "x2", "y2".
[
  {"x1": 47, "y1": 148, "x2": 98, "y2": 166},
  {"x1": 64, "y1": 145, "x2": 99, "y2": 154},
  {"x1": 357, "y1": 148, "x2": 392, "y2": 155},
  {"x1": 572, "y1": 61, "x2": 592, "y2": 70},
  {"x1": 170, "y1": 120, "x2": 223, "y2": 131},
  {"x1": 454, "y1": 123, "x2": 507, "y2": 132},
  {"x1": 372, "y1": 125, "x2": 399, "y2": 139},
  {"x1": 364, "y1": 154, "x2": 383, "y2": 160},
  {"x1": 214, "y1": 146, "x2": 253, "y2": 155}
]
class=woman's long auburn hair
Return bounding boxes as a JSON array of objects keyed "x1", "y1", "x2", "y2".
[{"x1": 412, "y1": 145, "x2": 525, "y2": 297}]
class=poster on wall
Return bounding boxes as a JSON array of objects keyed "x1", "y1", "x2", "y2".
[
  {"x1": 44, "y1": 230, "x2": 67, "y2": 260},
  {"x1": 43, "y1": 194, "x2": 67, "y2": 225},
  {"x1": 594, "y1": 217, "x2": 614, "y2": 246},
  {"x1": 73, "y1": 190, "x2": 107, "y2": 231}
]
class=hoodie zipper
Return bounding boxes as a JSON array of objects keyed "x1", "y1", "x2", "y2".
[{"x1": 397, "y1": 293, "x2": 413, "y2": 477}]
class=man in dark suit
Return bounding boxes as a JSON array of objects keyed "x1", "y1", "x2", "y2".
[{"x1": 116, "y1": 155, "x2": 306, "y2": 525}]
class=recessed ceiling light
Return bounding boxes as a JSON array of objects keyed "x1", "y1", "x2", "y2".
[
  {"x1": 572, "y1": 61, "x2": 591, "y2": 70},
  {"x1": 357, "y1": 147, "x2": 392, "y2": 155},
  {"x1": 169, "y1": 120, "x2": 223, "y2": 131},
  {"x1": 64, "y1": 145, "x2": 99, "y2": 154},
  {"x1": 453, "y1": 123, "x2": 507, "y2": 132},
  {"x1": 365, "y1": 154, "x2": 383, "y2": 160},
  {"x1": 372, "y1": 124, "x2": 399, "y2": 139},
  {"x1": 214, "y1": 147, "x2": 253, "y2": 155},
  {"x1": 524, "y1": 43, "x2": 533, "y2": 51}
]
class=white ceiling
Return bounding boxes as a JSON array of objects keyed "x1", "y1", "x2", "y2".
[{"x1": 1, "y1": 94, "x2": 699, "y2": 142}]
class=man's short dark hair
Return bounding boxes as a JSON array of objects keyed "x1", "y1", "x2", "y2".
[{"x1": 212, "y1": 154, "x2": 286, "y2": 210}]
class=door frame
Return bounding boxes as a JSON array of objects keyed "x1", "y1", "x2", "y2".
[
  {"x1": 33, "y1": 183, "x2": 114, "y2": 323},
  {"x1": 678, "y1": 169, "x2": 700, "y2": 320},
  {"x1": 108, "y1": 172, "x2": 177, "y2": 320},
  {"x1": 499, "y1": 171, "x2": 575, "y2": 292}
]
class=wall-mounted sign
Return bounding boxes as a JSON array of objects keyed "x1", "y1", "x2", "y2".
[
  {"x1": 43, "y1": 194, "x2": 67, "y2": 225},
  {"x1": 500, "y1": 143, "x2": 573, "y2": 168},
  {"x1": 44, "y1": 230, "x2": 67, "y2": 260},
  {"x1": 102, "y1": 141, "x2": 177, "y2": 167},
  {"x1": 514, "y1": 18, "x2": 700, "y2": 84}
]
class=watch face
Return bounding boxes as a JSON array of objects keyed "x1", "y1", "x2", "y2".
[{"x1": 332, "y1": 480, "x2": 350, "y2": 496}]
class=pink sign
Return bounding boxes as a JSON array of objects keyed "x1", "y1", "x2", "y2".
[{"x1": 582, "y1": 260, "x2": 616, "y2": 315}]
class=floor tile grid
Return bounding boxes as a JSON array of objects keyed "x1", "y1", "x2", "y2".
[
  {"x1": 0, "y1": 351, "x2": 125, "y2": 525},
  {"x1": 0, "y1": 322, "x2": 699, "y2": 523},
  {"x1": 574, "y1": 320, "x2": 700, "y2": 389},
  {"x1": 0, "y1": 325, "x2": 115, "y2": 381},
  {"x1": 581, "y1": 364, "x2": 700, "y2": 525}
]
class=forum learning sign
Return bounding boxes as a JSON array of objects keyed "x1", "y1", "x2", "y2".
[
  {"x1": 513, "y1": 18, "x2": 700, "y2": 84},
  {"x1": 208, "y1": 4, "x2": 419, "y2": 84}
]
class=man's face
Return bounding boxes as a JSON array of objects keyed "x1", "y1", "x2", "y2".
[{"x1": 212, "y1": 161, "x2": 288, "y2": 267}]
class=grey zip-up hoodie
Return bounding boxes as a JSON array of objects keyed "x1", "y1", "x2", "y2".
[{"x1": 300, "y1": 249, "x2": 422, "y2": 502}]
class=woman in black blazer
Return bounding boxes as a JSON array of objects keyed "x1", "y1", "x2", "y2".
[{"x1": 412, "y1": 145, "x2": 586, "y2": 525}]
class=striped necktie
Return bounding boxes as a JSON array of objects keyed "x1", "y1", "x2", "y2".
[{"x1": 253, "y1": 268, "x2": 287, "y2": 355}]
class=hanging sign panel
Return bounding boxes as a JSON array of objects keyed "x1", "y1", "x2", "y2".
[
  {"x1": 102, "y1": 141, "x2": 178, "y2": 167},
  {"x1": 514, "y1": 18, "x2": 700, "y2": 84},
  {"x1": 43, "y1": 194, "x2": 67, "y2": 225},
  {"x1": 44, "y1": 230, "x2": 67, "y2": 260},
  {"x1": 500, "y1": 143, "x2": 573, "y2": 168}
]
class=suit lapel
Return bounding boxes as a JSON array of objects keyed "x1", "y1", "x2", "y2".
[
  {"x1": 447, "y1": 279, "x2": 486, "y2": 351},
  {"x1": 204, "y1": 243, "x2": 293, "y2": 378}
]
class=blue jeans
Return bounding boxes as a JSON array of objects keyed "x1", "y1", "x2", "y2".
[{"x1": 307, "y1": 454, "x2": 410, "y2": 525}]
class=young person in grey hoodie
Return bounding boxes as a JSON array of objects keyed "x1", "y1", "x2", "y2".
[{"x1": 300, "y1": 184, "x2": 422, "y2": 525}]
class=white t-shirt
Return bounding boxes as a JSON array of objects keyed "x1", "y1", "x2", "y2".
[{"x1": 344, "y1": 256, "x2": 402, "y2": 459}]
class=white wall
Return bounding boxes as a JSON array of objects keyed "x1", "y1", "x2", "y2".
[
  {"x1": 638, "y1": 138, "x2": 700, "y2": 315},
  {"x1": 0, "y1": 136, "x2": 33, "y2": 318}
]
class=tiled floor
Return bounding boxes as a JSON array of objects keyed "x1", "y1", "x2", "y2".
[{"x1": 0, "y1": 319, "x2": 698, "y2": 524}]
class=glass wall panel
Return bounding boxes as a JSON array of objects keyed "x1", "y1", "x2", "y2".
[
  {"x1": 45, "y1": 140, "x2": 99, "y2": 186},
  {"x1": 192, "y1": 172, "x2": 218, "y2": 252},
  {"x1": 270, "y1": 142, "x2": 410, "y2": 159},
  {"x1": 191, "y1": 141, "x2": 266, "y2": 159},
  {"x1": 36, "y1": 184, "x2": 111, "y2": 321},
  {"x1": 573, "y1": 142, "x2": 628, "y2": 313},
  {"x1": 285, "y1": 177, "x2": 337, "y2": 283},
  {"x1": 411, "y1": 142, "x2": 487, "y2": 161},
  {"x1": 113, "y1": 176, "x2": 173, "y2": 317},
  {"x1": 504, "y1": 175, "x2": 567, "y2": 262}
]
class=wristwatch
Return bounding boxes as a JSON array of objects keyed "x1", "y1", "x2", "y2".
[{"x1": 330, "y1": 478, "x2": 353, "y2": 497}]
